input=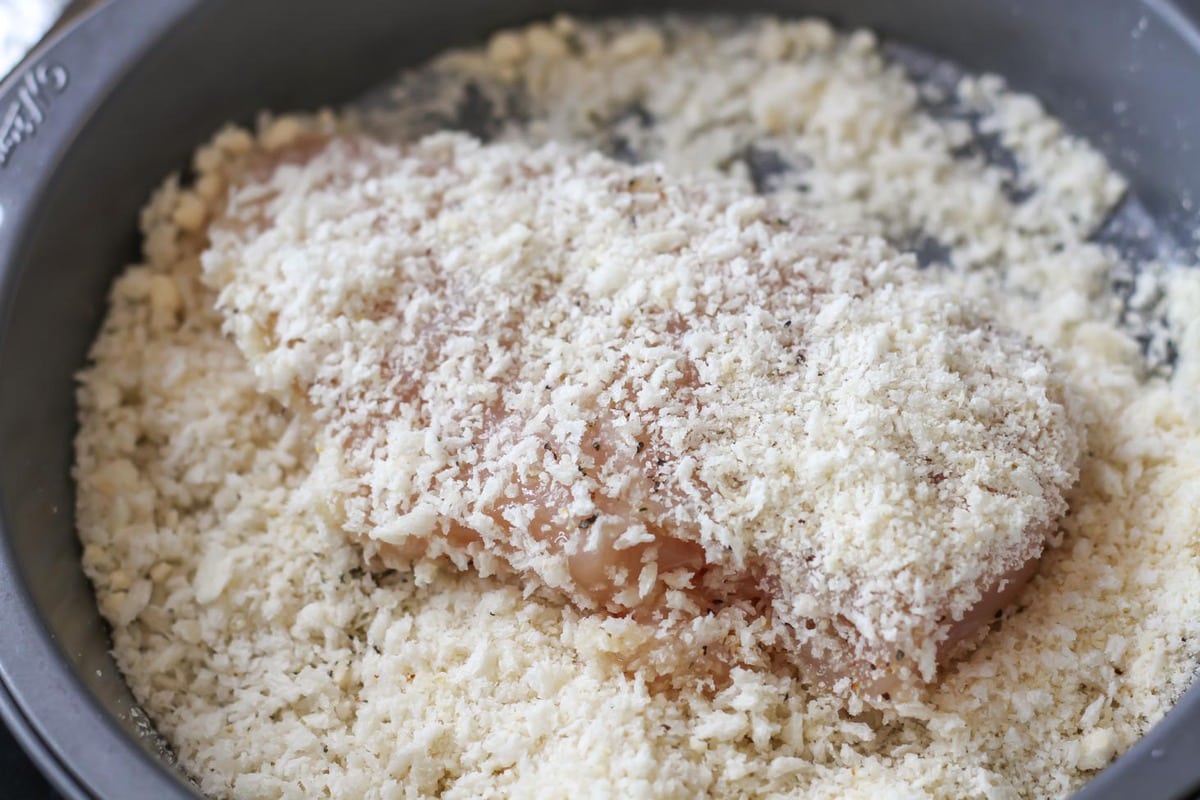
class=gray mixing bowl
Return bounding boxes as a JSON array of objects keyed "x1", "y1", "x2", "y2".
[{"x1": 1, "y1": 1, "x2": 1198, "y2": 797}]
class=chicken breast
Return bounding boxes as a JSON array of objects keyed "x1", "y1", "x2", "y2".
[{"x1": 200, "y1": 129, "x2": 1083, "y2": 696}]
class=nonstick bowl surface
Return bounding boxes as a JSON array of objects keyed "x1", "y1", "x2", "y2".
[{"x1": 1, "y1": 1, "x2": 1199, "y2": 798}]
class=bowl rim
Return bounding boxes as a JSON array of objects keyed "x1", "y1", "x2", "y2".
[{"x1": 0, "y1": 2, "x2": 205, "y2": 796}]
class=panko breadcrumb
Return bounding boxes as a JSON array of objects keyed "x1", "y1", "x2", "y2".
[
  {"x1": 74, "y1": 15, "x2": 1200, "y2": 800},
  {"x1": 199, "y1": 131, "x2": 1080, "y2": 695}
]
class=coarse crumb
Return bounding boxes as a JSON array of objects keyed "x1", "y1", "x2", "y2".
[
  {"x1": 75, "y1": 15, "x2": 1200, "y2": 800},
  {"x1": 200, "y1": 131, "x2": 1080, "y2": 694}
]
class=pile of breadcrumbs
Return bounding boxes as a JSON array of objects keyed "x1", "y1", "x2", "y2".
[{"x1": 74, "y1": 16, "x2": 1200, "y2": 799}]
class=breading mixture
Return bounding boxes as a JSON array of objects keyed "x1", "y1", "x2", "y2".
[
  {"x1": 74, "y1": 16, "x2": 1200, "y2": 800},
  {"x1": 200, "y1": 131, "x2": 1080, "y2": 696}
]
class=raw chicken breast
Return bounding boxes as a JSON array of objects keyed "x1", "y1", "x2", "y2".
[{"x1": 201, "y1": 128, "x2": 1083, "y2": 696}]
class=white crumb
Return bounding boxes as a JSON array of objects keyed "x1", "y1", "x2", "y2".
[{"x1": 74, "y1": 15, "x2": 1200, "y2": 800}]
